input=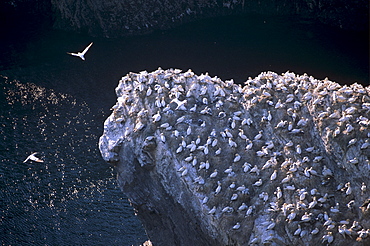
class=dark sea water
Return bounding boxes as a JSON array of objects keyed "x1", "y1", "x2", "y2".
[
  {"x1": 0, "y1": 13, "x2": 368, "y2": 246},
  {"x1": 0, "y1": 78, "x2": 147, "y2": 245}
]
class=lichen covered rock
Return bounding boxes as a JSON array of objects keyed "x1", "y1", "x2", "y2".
[{"x1": 99, "y1": 68, "x2": 370, "y2": 245}]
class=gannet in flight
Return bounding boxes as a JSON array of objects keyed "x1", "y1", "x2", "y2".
[
  {"x1": 24, "y1": 152, "x2": 44, "y2": 163},
  {"x1": 67, "y1": 42, "x2": 93, "y2": 60}
]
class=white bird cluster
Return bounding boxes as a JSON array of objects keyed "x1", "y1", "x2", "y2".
[{"x1": 100, "y1": 68, "x2": 370, "y2": 245}]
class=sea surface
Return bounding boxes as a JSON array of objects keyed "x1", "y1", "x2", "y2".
[{"x1": 0, "y1": 14, "x2": 368, "y2": 246}]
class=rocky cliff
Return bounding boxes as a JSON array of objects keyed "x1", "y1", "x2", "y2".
[
  {"x1": 2, "y1": 0, "x2": 367, "y2": 37},
  {"x1": 99, "y1": 68, "x2": 370, "y2": 245},
  {"x1": 51, "y1": 0, "x2": 368, "y2": 37}
]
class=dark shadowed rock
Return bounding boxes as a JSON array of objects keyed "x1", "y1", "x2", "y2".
[
  {"x1": 99, "y1": 68, "x2": 370, "y2": 245},
  {"x1": 51, "y1": 0, "x2": 368, "y2": 37}
]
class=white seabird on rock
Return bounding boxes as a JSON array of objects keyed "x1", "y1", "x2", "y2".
[
  {"x1": 23, "y1": 152, "x2": 43, "y2": 163},
  {"x1": 67, "y1": 42, "x2": 93, "y2": 60},
  {"x1": 232, "y1": 222, "x2": 241, "y2": 230}
]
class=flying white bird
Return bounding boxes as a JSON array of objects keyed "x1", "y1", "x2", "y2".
[
  {"x1": 67, "y1": 42, "x2": 93, "y2": 60},
  {"x1": 23, "y1": 152, "x2": 44, "y2": 163}
]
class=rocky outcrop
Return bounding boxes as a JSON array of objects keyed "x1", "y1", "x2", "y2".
[
  {"x1": 2, "y1": 0, "x2": 367, "y2": 37},
  {"x1": 99, "y1": 68, "x2": 370, "y2": 245},
  {"x1": 51, "y1": 0, "x2": 368, "y2": 37}
]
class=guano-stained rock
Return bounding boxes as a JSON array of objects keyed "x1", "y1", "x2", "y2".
[{"x1": 99, "y1": 68, "x2": 370, "y2": 245}]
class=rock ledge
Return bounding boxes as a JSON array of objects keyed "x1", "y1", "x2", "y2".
[{"x1": 99, "y1": 68, "x2": 370, "y2": 245}]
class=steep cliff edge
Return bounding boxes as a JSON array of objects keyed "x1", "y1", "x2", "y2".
[
  {"x1": 99, "y1": 68, "x2": 370, "y2": 245},
  {"x1": 1, "y1": 0, "x2": 367, "y2": 37},
  {"x1": 51, "y1": 0, "x2": 368, "y2": 37}
]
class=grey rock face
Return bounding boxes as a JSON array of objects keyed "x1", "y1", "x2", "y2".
[
  {"x1": 99, "y1": 68, "x2": 370, "y2": 245},
  {"x1": 51, "y1": 0, "x2": 368, "y2": 37}
]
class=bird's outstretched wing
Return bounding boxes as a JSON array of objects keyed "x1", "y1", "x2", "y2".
[
  {"x1": 23, "y1": 156, "x2": 30, "y2": 163},
  {"x1": 67, "y1": 52, "x2": 79, "y2": 57},
  {"x1": 81, "y1": 42, "x2": 93, "y2": 55}
]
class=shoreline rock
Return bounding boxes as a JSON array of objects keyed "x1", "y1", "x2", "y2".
[{"x1": 99, "y1": 68, "x2": 370, "y2": 245}]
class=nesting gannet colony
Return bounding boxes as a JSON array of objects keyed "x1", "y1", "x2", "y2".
[{"x1": 99, "y1": 68, "x2": 370, "y2": 246}]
